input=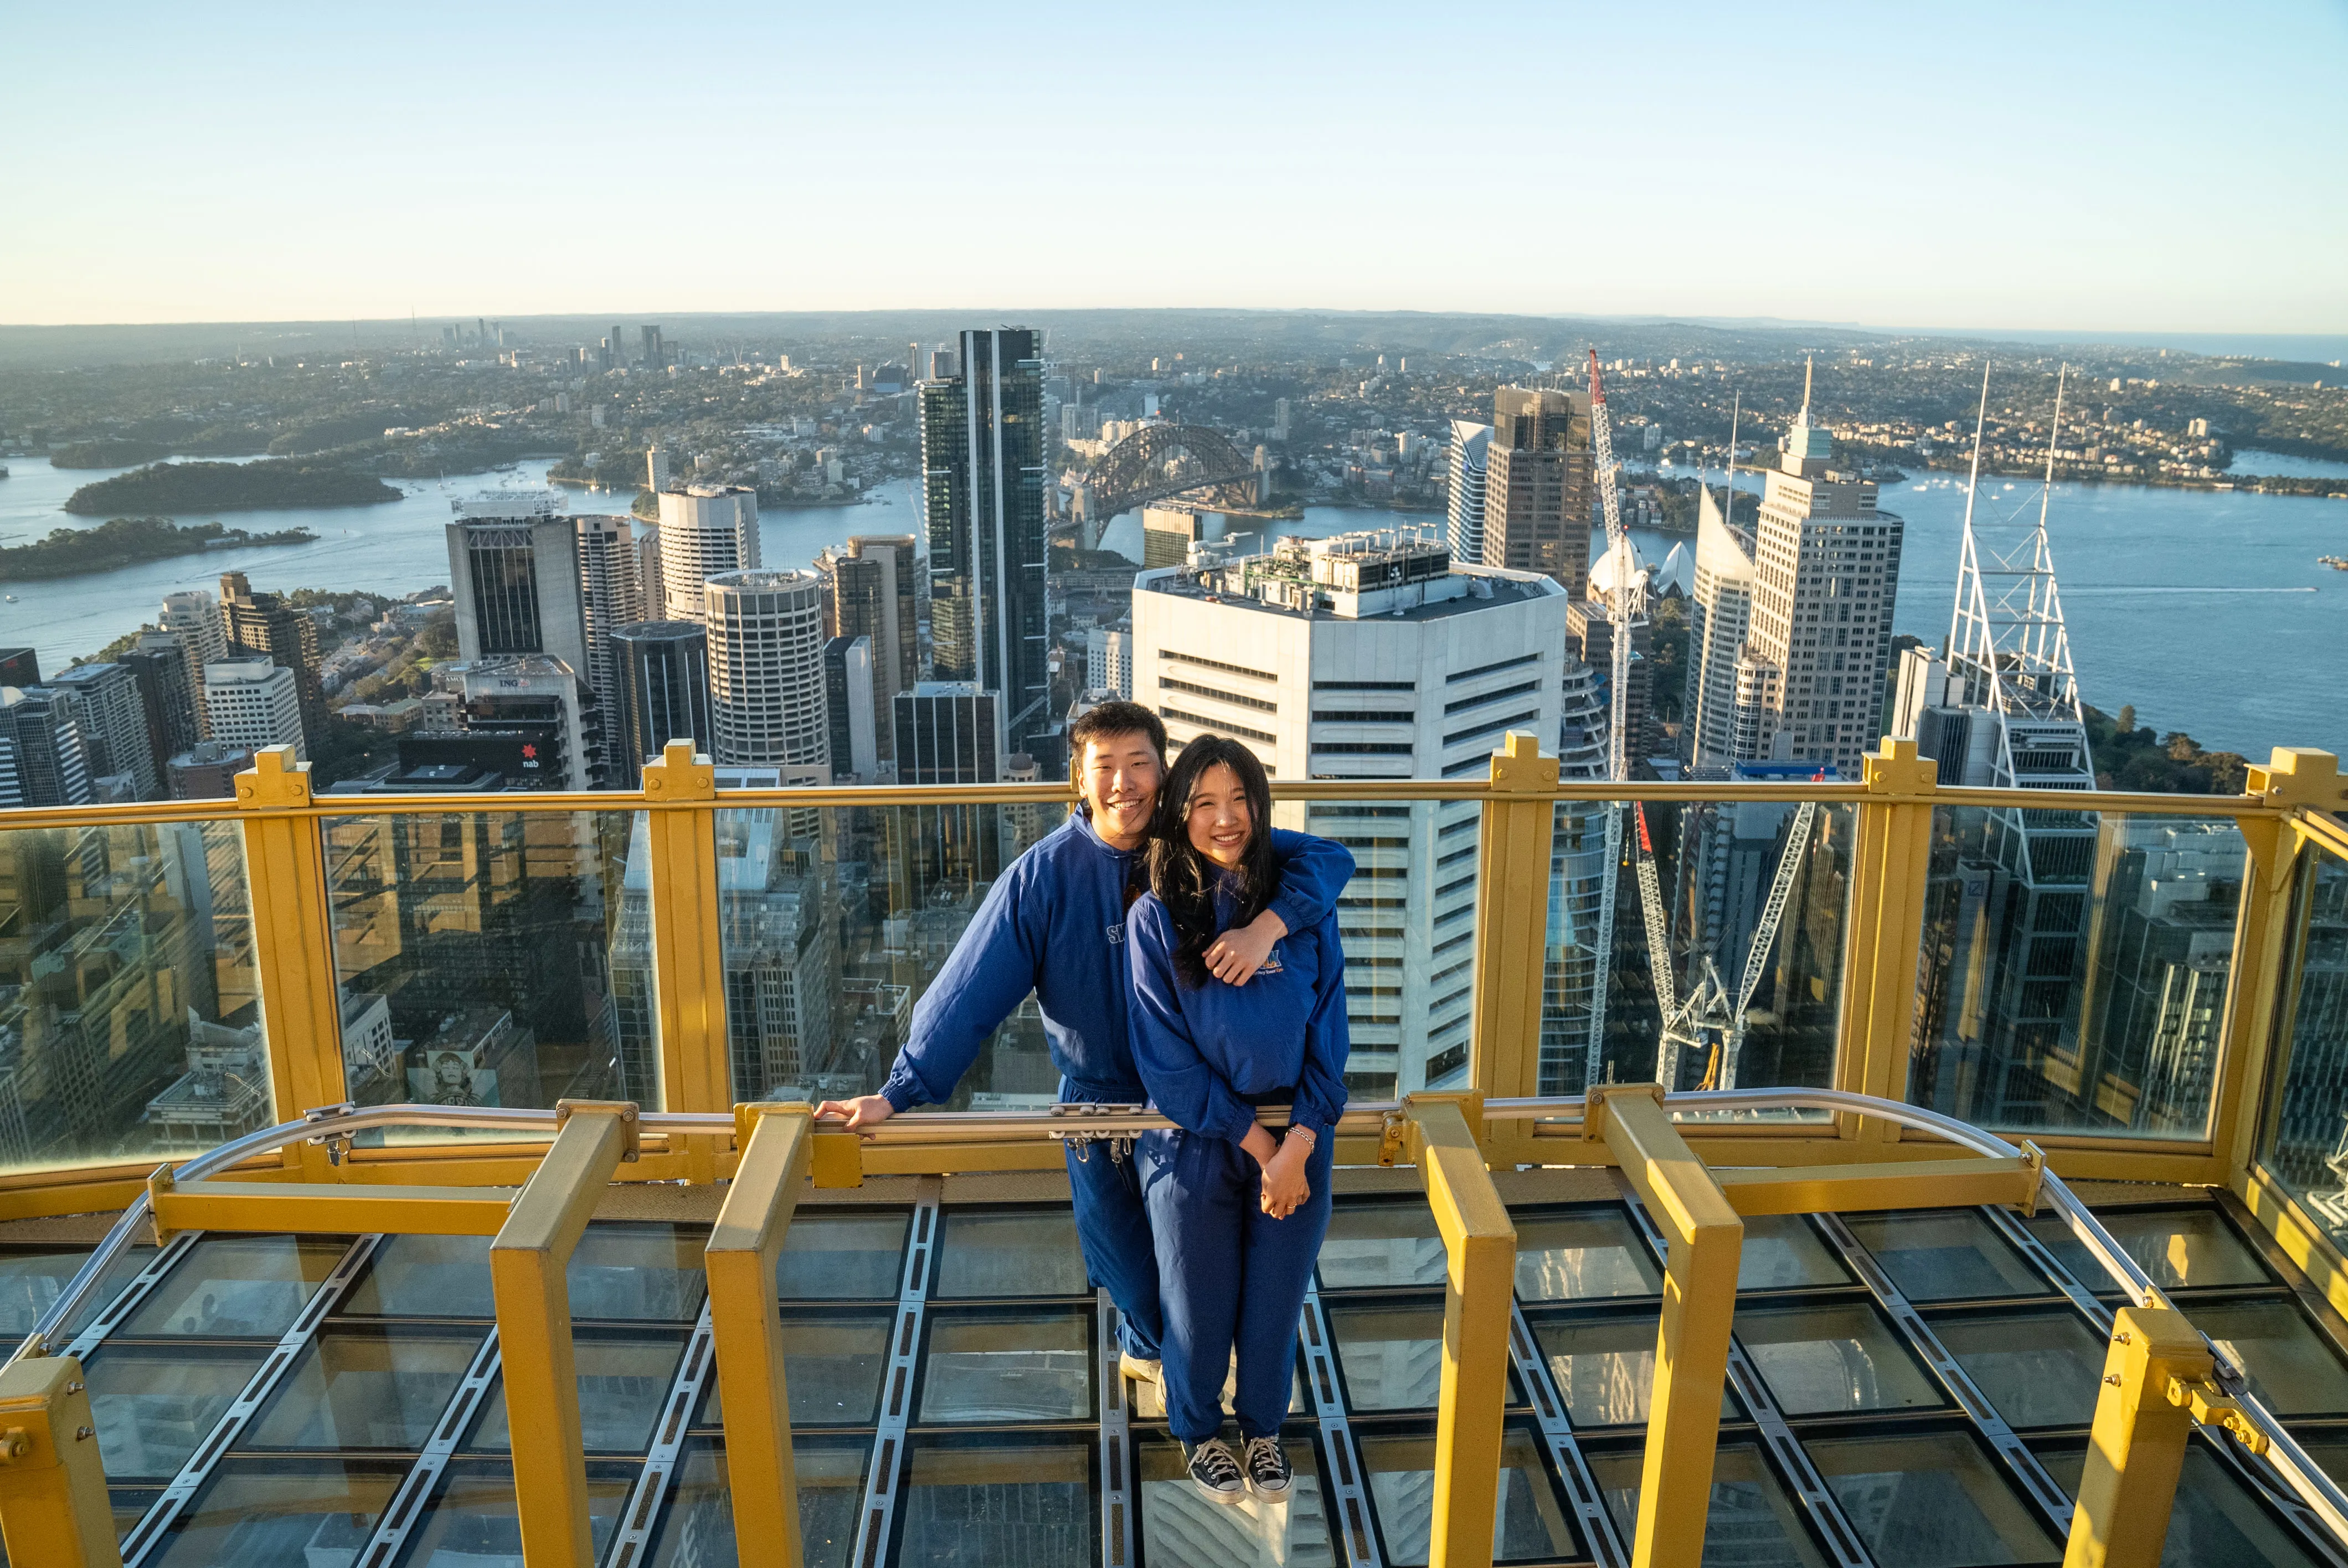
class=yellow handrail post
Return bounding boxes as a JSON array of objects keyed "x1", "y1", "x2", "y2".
[
  {"x1": 1470, "y1": 732, "x2": 1558, "y2": 1166},
  {"x1": 1832, "y1": 737, "x2": 1937, "y2": 1145},
  {"x1": 234, "y1": 745, "x2": 349, "y2": 1177},
  {"x1": 491, "y1": 1098, "x2": 635, "y2": 1568},
  {"x1": 1593, "y1": 1084, "x2": 1743, "y2": 1568},
  {"x1": 0, "y1": 1354, "x2": 120, "y2": 1568},
  {"x1": 1405, "y1": 1094, "x2": 1513, "y2": 1568},
  {"x1": 707, "y1": 1105, "x2": 816, "y2": 1568},
  {"x1": 642, "y1": 742, "x2": 728, "y2": 1174}
]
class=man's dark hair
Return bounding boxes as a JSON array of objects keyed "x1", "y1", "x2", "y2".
[
  {"x1": 1146, "y1": 735, "x2": 1275, "y2": 987},
  {"x1": 1067, "y1": 700, "x2": 1168, "y2": 781}
]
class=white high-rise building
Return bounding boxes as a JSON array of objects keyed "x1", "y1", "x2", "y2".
[
  {"x1": 159, "y1": 589, "x2": 229, "y2": 739},
  {"x1": 703, "y1": 569, "x2": 828, "y2": 770},
  {"x1": 1085, "y1": 626, "x2": 1132, "y2": 697},
  {"x1": 48, "y1": 662, "x2": 157, "y2": 799},
  {"x1": 1445, "y1": 419, "x2": 1492, "y2": 565},
  {"x1": 573, "y1": 514, "x2": 645, "y2": 749},
  {"x1": 658, "y1": 485, "x2": 761, "y2": 622},
  {"x1": 204, "y1": 658, "x2": 306, "y2": 762},
  {"x1": 1132, "y1": 530, "x2": 1570, "y2": 1096},
  {"x1": 443, "y1": 497, "x2": 591, "y2": 679},
  {"x1": 1683, "y1": 484, "x2": 1759, "y2": 773}
]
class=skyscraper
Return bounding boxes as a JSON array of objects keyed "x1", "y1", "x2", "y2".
[
  {"x1": 849, "y1": 535, "x2": 920, "y2": 694},
  {"x1": 1446, "y1": 419, "x2": 1492, "y2": 565},
  {"x1": 0, "y1": 650, "x2": 37, "y2": 688},
  {"x1": 824, "y1": 636, "x2": 879, "y2": 781},
  {"x1": 702, "y1": 569, "x2": 828, "y2": 771},
  {"x1": 159, "y1": 590, "x2": 229, "y2": 739},
  {"x1": 49, "y1": 662, "x2": 159, "y2": 800},
  {"x1": 1683, "y1": 486, "x2": 1759, "y2": 774},
  {"x1": 218, "y1": 574, "x2": 324, "y2": 743},
  {"x1": 920, "y1": 327, "x2": 1049, "y2": 749},
  {"x1": 823, "y1": 542, "x2": 907, "y2": 762},
  {"x1": 124, "y1": 632, "x2": 202, "y2": 783},
  {"x1": 1485, "y1": 387, "x2": 1593, "y2": 599},
  {"x1": 609, "y1": 622, "x2": 713, "y2": 785},
  {"x1": 443, "y1": 499, "x2": 591, "y2": 681},
  {"x1": 657, "y1": 486, "x2": 760, "y2": 622},
  {"x1": 204, "y1": 658, "x2": 307, "y2": 762},
  {"x1": 0, "y1": 686, "x2": 93, "y2": 807},
  {"x1": 1085, "y1": 626, "x2": 1132, "y2": 697},
  {"x1": 573, "y1": 513, "x2": 645, "y2": 760},
  {"x1": 893, "y1": 683, "x2": 1001, "y2": 785}
]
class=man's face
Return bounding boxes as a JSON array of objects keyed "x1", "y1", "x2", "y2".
[{"x1": 1079, "y1": 732, "x2": 1162, "y2": 848}]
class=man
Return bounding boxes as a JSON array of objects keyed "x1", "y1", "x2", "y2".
[{"x1": 817, "y1": 700, "x2": 1354, "y2": 1384}]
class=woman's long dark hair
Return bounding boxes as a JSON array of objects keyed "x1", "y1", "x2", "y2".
[{"x1": 1146, "y1": 736, "x2": 1276, "y2": 987}]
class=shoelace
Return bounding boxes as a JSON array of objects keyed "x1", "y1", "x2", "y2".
[
  {"x1": 1245, "y1": 1437, "x2": 1286, "y2": 1482},
  {"x1": 1193, "y1": 1442, "x2": 1244, "y2": 1488}
]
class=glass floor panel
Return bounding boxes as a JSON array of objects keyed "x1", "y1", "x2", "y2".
[
  {"x1": 1806, "y1": 1430, "x2": 2063, "y2": 1567},
  {"x1": 1358, "y1": 1422, "x2": 1580, "y2": 1566},
  {"x1": 467, "y1": 1333, "x2": 687, "y2": 1453},
  {"x1": 1929, "y1": 1309, "x2": 2108, "y2": 1430},
  {"x1": 931, "y1": 1210, "x2": 1091, "y2": 1298},
  {"x1": 917, "y1": 1307, "x2": 1093, "y2": 1423},
  {"x1": 144, "y1": 1456, "x2": 408, "y2": 1568},
  {"x1": 1317, "y1": 1201, "x2": 1448, "y2": 1290},
  {"x1": 59, "y1": 1242, "x2": 158, "y2": 1340},
  {"x1": 2039, "y1": 1444, "x2": 2322, "y2": 1568},
  {"x1": 1511, "y1": 1208, "x2": 1664, "y2": 1302},
  {"x1": 697, "y1": 1309, "x2": 893, "y2": 1427},
  {"x1": 1135, "y1": 1431, "x2": 1336, "y2": 1567},
  {"x1": 1589, "y1": 1441, "x2": 1830, "y2": 1567},
  {"x1": 1838, "y1": 1211, "x2": 2051, "y2": 1302},
  {"x1": 648, "y1": 1437, "x2": 871, "y2": 1568},
  {"x1": 1736, "y1": 1303, "x2": 1948, "y2": 1416},
  {"x1": 121, "y1": 1235, "x2": 353, "y2": 1338},
  {"x1": 2194, "y1": 1299, "x2": 2348, "y2": 1416},
  {"x1": 1738, "y1": 1216, "x2": 1852, "y2": 1292},
  {"x1": 567, "y1": 1222, "x2": 710, "y2": 1322},
  {"x1": 2093, "y1": 1209, "x2": 2276, "y2": 1292},
  {"x1": 394, "y1": 1458, "x2": 633, "y2": 1566},
  {"x1": 1528, "y1": 1311, "x2": 1739, "y2": 1429},
  {"x1": 2020, "y1": 1214, "x2": 2114, "y2": 1291},
  {"x1": 0, "y1": 1246, "x2": 92, "y2": 1335},
  {"x1": 84, "y1": 1341, "x2": 269, "y2": 1481},
  {"x1": 244, "y1": 1323, "x2": 485, "y2": 1450},
  {"x1": 894, "y1": 1435, "x2": 1096, "y2": 1567},
  {"x1": 340, "y1": 1233, "x2": 494, "y2": 1318},
  {"x1": 1329, "y1": 1299, "x2": 1499, "y2": 1412},
  {"x1": 779, "y1": 1210, "x2": 912, "y2": 1300}
]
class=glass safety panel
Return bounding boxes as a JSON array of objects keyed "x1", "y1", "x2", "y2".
[
  {"x1": 648, "y1": 1438, "x2": 870, "y2": 1568},
  {"x1": 1839, "y1": 1210, "x2": 2050, "y2": 1302},
  {"x1": 894, "y1": 1436, "x2": 1098, "y2": 1567},
  {"x1": 1929, "y1": 1309, "x2": 2108, "y2": 1429},
  {"x1": 1358, "y1": 1423, "x2": 1580, "y2": 1566},
  {"x1": 1318, "y1": 1200, "x2": 1448, "y2": 1291},
  {"x1": 1735, "y1": 1303, "x2": 1947, "y2": 1416},
  {"x1": 1510, "y1": 1208, "x2": 1664, "y2": 1302},
  {"x1": 325, "y1": 808, "x2": 655, "y2": 1114},
  {"x1": 121, "y1": 1235, "x2": 351, "y2": 1338},
  {"x1": 243, "y1": 1323, "x2": 483, "y2": 1450},
  {"x1": 83, "y1": 1342, "x2": 268, "y2": 1481},
  {"x1": 1590, "y1": 1441, "x2": 1830, "y2": 1568},
  {"x1": 2258, "y1": 848, "x2": 2348, "y2": 1243},
  {"x1": 2040, "y1": 1444, "x2": 2323, "y2": 1568},
  {"x1": 698, "y1": 1310, "x2": 892, "y2": 1428},
  {"x1": 54, "y1": 1242, "x2": 158, "y2": 1341},
  {"x1": 468, "y1": 1332, "x2": 687, "y2": 1453},
  {"x1": 568, "y1": 1221, "x2": 709, "y2": 1322},
  {"x1": 1135, "y1": 1432, "x2": 1336, "y2": 1568},
  {"x1": 2091, "y1": 1208, "x2": 2274, "y2": 1292},
  {"x1": 1908, "y1": 807, "x2": 2243, "y2": 1140},
  {"x1": 1529, "y1": 1312, "x2": 1738, "y2": 1429},
  {"x1": 1738, "y1": 1215, "x2": 1852, "y2": 1292},
  {"x1": 1807, "y1": 1431, "x2": 2062, "y2": 1567},
  {"x1": 397, "y1": 1459, "x2": 633, "y2": 1565},
  {"x1": 145, "y1": 1457, "x2": 408, "y2": 1568},
  {"x1": 916, "y1": 1307, "x2": 1094, "y2": 1424},
  {"x1": 2192, "y1": 1300, "x2": 2348, "y2": 1416},
  {"x1": 1329, "y1": 1300, "x2": 1457, "y2": 1413},
  {"x1": 933, "y1": 1209, "x2": 1090, "y2": 1299},
  {"x1": 0, "y1": 819, "x2": 265, "y2": 1176},
  {"x1": 777, "y1": 1210, "x2": 911, "y2": 1300},
  {"x1": 0, "y1": 1249, "x2": 91, "y2": 1337},
  {"x1": 339, "y1": 1233, "x2": 495, "y2": 1318}
]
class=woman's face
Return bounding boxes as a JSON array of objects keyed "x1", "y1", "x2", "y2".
[{"x1": 1182, "y1": 762, "x2": 1253, "y2": 870}]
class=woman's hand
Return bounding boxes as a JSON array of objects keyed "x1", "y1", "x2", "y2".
[{"x1": 1259, "y1": 1136, "x2": 1312, "y2": 1219}]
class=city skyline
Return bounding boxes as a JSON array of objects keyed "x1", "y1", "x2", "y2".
[{"x1": 3, "y1": 3, "x2": 2344, "y2": 332}]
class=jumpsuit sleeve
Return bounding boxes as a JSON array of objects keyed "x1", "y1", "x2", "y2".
[
  {"x1": 1263, "y1": 828, "x2": 1356, "y2": 940},
  {"x1": 881, "y1": 858, "x2": 1044, "y2": 1112},
  {"x1": 1127, "y1": 897, "x2": 1261, "y2": 1145},
  {"x1": 1291, "y1": 911, "x2": 1353, "y2": 1140}
]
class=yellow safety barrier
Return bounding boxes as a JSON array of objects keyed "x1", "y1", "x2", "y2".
[{"x1": 0, "y1": 1355, "x2": 119, "y2": 1568}]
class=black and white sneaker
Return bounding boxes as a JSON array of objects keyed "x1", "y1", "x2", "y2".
[
  {"x1": 1184, "y1": 1437, "x2": 1245, "y2": 1505},
  {"x1": 1242, "y1": 1436, "x2": 1293, "y2": 1502}
]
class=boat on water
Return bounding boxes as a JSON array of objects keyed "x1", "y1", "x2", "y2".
[{"x1": 2320, "y1": 555, "x2": 2347, "y2": 571}]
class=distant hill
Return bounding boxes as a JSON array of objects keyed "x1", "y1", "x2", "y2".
[{"x1": 64, "y1": 460, "x2": 399, "y2": 514}]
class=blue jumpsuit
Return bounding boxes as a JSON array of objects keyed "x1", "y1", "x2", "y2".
[
  {"x1": 879, "y1": 812, "x2": 1353, "y2": 1363},
  {"x1": 1126, "y1": 881, "x2": 1350, "y2": 1443}
]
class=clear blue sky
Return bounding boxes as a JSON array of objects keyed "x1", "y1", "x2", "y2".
[{"x1": 6, "y1": 1, "x2": 2344, "y2": 331}]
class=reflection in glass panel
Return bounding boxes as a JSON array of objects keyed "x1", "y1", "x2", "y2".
[
  {"x1": 1530, "y1": 1313, "x2": 1736, "y2": 1428},
  {"x1": 1317, "y1": 1203, "x2": 1447, "y2": 1291},
  {"x1": 397, "y1": 1461, "x2": 631, "y2": 1566},
  {"x1": 1909, "y1": 809, "x2": 2242, "y2": 1139},
  {"x1": 569, "y1": 1224, "x2": 708, "y2": 1322},
  {"x1": 325, "y1": 809, "x2": 656, "y2": 1112},
  {"x1": 933, "y1": 1210, "x2": 1090, "y2": 1298},
  {"x1": 919, "y1": 1309, "x2": 1092, "y2": 1424},
  {"x1": 245, "y1": 1325, "x2": 482, "y2": 1450},
  {"x1": 2021, "y1": 1213, "x2": 2113, "y2": 1290},
  {"x1": 146, "y1": 1457, "x2": 405, "y2": 1568},
  {"x1": 1931, "y1": 1310, "x2": 2106, "y2": 1428},
  {"x1": 1738, "y1": 1216, "x2": 1850, "y2": 1291},
  {"x1": 1330, "y1": 1301, "x2": 1448, "y2": 1411},
  {"x1": 897, "y1": 1438, "x2": 1095, "y2": 1567},
  {"x1": 1590, "y1": 1442, "x2": 1828, "y2": 1568},
  {"x1": 1736, "y1": 1304, "x2": 1944, "y2": 1416},
  {"x1": 2259, "y1": 850, "x2": 2348, "y2": 1245},
  {"x1": 84, "y1": 1343, "x2": 266, "y2": 1481},
  {"x1": 2038, "y1": 1445, "x2": 2320, "y2": 1567},
  {"x1": 58, "y1": 1243, "x2": 158, "y2": 1340},
  {"x1": 470, "y1": 1334, "x2": 686, "y2": 1452},
  {"x1": 1136, "y1": 1433, "x2": 1332, "y2": 1567},
  {"x1": 0, "y1": 821, "x2": 266, "y2": 1175},
  {"x1": 1840, "y1": 1211, "x2": 2048, "y2": 1301},
  {"x1": 0, "y1": 1249, "x2": 87, "y2": 1336},
  {"x1": 1511, "y1": 1210, "x2": 1663, "y2": 1301},
  {"x1": 648, "y1": 1439, "x2": 868, "y2": 1568},
  {"x1": 121, "y1": 1235, "x2": 350, "y2": 1338},
  {"x1": 2091, "y1": 1209, "x2": 2272, "y2": 1291},
  {"x1": 111, "y1": 1487, "x2": 161, "y2": 1544},
  {"x1": 699, "y1": 1313, "x2": 891, "y2": 1428},
  {"x1": 1360, "y1": 1426, "x2": 1577, "y2": 1566},
  {"x1": 777, "y1": 1211, "x2": 909, "y2": 1299},
  {"x1": 1810, "y1": 1431, "x2": 2059, "y2": 1566},
  {"x1": 341, "y1": 1234, "x2": 495, "y2": 1319},
  {"x1": 1572, "y1": 800, "x2": 1851, "y2": 1094},
  {"x1": 2195, "y1": 1301, "x2": 2348, "y2": 1416}
]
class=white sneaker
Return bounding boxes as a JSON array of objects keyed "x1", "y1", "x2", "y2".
[{"x1": 1119, "y1": 1352, "x2": 1162, "y2": 1386}]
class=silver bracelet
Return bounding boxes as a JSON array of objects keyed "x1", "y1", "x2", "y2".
[{"x1": 1284, "y1": 1125, "x2": 1317, "y2": 1151}]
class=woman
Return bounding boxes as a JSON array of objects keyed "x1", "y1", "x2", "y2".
[{"x1": 1126, "y1": 735, "x2": 1349, "y2": 1505}]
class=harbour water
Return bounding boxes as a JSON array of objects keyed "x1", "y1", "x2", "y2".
[{"x1": 0, "y1": 453, "x2": 2339, "y2": 757}]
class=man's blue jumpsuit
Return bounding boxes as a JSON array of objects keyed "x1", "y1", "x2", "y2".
[{"x1": 878, "y1": 811, "x2": 1353, "y2": 1363}]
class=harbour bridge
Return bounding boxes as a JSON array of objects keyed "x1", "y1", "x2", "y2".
[{"x1": 1073, "y1": 422, "x2": 1263, "y2": 545}]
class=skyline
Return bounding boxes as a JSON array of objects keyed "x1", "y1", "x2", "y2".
[{"x1": 3, "y1": 1, "x2": 2344, "y2": 332}]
